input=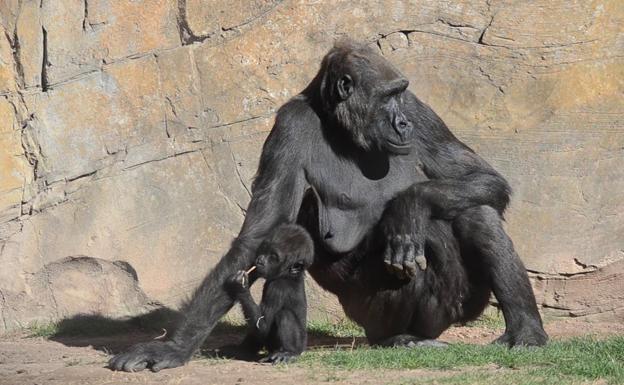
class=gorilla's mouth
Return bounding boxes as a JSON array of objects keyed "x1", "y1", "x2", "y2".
[
  {"x1": 385, "y1": 140, "x2": 412, "y2": 155},
  {"x1": 254, "y1": 265, "x2": 267, "y2": 277}
]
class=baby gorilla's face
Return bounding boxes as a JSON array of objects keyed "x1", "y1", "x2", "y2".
[
  {"x1": 253, "y1": 224, "x2": 313, "y2": 281},
  {"x1": 254, "y1": 241, "x2": 307, "y2": 281},
  {"x1": 254, "y1": 248, "x2": 283, "y2": 279}
]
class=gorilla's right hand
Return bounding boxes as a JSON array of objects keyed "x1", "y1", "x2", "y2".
[
  {"x1": 383, "y1": 234, "x2": 426, "y2": 278},
  {"x1": 108, "y1": 340, "x2": 189, "y2": 372},
  {"x1": 380, "y1": 187, "x2": 428, "y2": 279}
]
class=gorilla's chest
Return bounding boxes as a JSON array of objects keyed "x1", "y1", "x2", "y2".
[{"x1": 305, "y1": 150, "x2": 426, "y2": 254}]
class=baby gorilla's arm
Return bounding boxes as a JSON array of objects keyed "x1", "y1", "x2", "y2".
[{"x1": 226, "y1": 271, "x2": 272, "y2": 339}]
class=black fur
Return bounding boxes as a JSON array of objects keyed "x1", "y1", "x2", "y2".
[
  {"x1": 225, "y1": 224, "x2": 313, "y2": 364},
  {"x1": 109, "y1": 40, "x2": 547, "y2": 372}
]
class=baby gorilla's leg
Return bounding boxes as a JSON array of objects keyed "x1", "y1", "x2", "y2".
[{"x1": 260, "y1": 309, "x2": 304, "y2": 364}]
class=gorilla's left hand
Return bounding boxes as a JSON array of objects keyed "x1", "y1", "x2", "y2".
[
  {"x1": 108, "y1": 340, "x2": 189, "y2": 372},
  {"x1": 380, "y1": 188, "x2": 428, "y2": 279}
]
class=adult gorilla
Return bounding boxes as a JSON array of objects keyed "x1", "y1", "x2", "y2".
[{"x1": 110, "y1": 40, "x2": 547, "y2": 372}]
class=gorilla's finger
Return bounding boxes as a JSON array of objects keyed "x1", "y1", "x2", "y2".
[
  {"x1": 150, "y1": 361, "x2": 167, "y2": 372},
  {"x1": 383, "y1": 242, "x2": 393, "y2": 265},
  {"x1": 110, "y1": 353, "x2": 134, "y2": 371},
  {"x1": 122, "y1": 355, "x2": 147, "y2": 372},
  {"x1": 108, "y1": 355, "x2": 123, "y2": 371},
  {"x1": 383, "y1": 238, "x2": 396, "y2": 275},
  {"x1": 403, "y1": 242, "x2": 417, "y2": 277},
  {"x1": 390, "y1": 236, "x2": 403, "y2": 266},
  {"x1": 415, "y1": 254, "x2": 427, "y2": 271},
  {"x1": 132, "y1": 361, "x2": 148, "y2": 372},
  {"x1": 389, "y1": 238, "x2": 405, "y2": 278}
]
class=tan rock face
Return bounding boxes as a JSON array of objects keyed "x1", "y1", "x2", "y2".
[
  {"x1": 0, "y1": 0, "x2": 622, "y2": 331},
  {"x1": 0, "y1": 97, "x2": 31, "y2": 223}
]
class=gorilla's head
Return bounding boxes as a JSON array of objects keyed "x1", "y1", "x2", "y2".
[
  {"x1": 254, "y1": 224, "x2": 314, "y2": 281},
  {"x1": 317, "y1": 40, "x2": 414, "y2": 155}
]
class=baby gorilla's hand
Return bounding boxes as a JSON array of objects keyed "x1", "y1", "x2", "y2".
[{"x1": 225, "y1": 270, "x2": 249, "y2": 297}]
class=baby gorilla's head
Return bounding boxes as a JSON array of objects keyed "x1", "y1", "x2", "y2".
[{"x1": 255, "y1": 224, "x2": 314, "y2": 280}]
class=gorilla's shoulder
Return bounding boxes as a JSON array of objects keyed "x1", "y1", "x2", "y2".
[
  {"x1": 274, "y1": 95, "x2": 321, "y2": 133},
  {"x1": 260, "y1": 95, "x2": 320, "y2": 158}
]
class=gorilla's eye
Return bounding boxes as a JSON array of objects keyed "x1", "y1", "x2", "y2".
[
  {"x1": 269, "y1": 253, "x2": 279, "y2": 264},
  {"x1": 338, "y1": 192, "x2": 352, "y2": 209}
]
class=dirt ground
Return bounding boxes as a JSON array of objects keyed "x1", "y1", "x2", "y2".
[{"x1": 1, "y1": 319, "x2": 623, "y2": 385}]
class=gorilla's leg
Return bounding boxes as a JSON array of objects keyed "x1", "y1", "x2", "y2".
[
  {"x1": 453, "y1": 205, "x2": 548, "y2": 347},
  {"x1": 261, "y1": 309, "x2": 302, "y2": 364}
]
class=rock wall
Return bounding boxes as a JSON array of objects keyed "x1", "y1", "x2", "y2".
[{"x1": 0, "y1": 0, "x2": 622, "y2": 331}]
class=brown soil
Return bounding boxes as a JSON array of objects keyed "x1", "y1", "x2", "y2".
[{"x1": 0, "y1": 319, "x2": 622, "y2": 385}]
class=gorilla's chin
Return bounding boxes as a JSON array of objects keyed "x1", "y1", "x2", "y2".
[{"x1": 385, "y1": 140, "x2": 412, "y2": 155}]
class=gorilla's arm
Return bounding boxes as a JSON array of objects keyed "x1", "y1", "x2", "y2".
[
  {"x1": 226, "y1": 272, "x2": 275, "y2": 340},
  {"x1": 108, "y1": 112, "x2": 308, "y2": 372},
  {"x1": 382, "y1": 94, "x2": 510, "y2": 278},
  {"x1": 409, "y1": 94, "x2": 511, "y2": 219}
]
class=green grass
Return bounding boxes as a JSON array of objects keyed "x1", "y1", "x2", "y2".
[
  {"x1": 463, "y1": 306, "x2": 505, "y2": 329},
  {"x1": 307, "y1": 318, "x2": 365, "y2": 338},
  {"x1": 26, "y1": 321, "x2": 60, "y2": 338},
  {"x1": 306, "y1": 306, "x2": 505, "y2": 340},
  {"x1": 399, "y1": 370, "x2": 589, "y2": 385},
  {"x1": 23, "y1": 316, "x2": 623, "y2": 384},
  {"x1": 299, "y1": 336, "x2": 624, "y2": 384}
]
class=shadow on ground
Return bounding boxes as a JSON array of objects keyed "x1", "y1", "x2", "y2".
[{"x1": 48, "y1": 308, "x2": 367, "y2": 362}]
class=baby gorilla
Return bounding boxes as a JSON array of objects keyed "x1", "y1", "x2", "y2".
[{"x1": 226, "y1": 224, "x2": 314, "y2": 364}]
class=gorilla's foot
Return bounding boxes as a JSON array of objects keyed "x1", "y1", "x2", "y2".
[
  {"x1": 376, "y1": 334, "x2": 448, "y2": 348},
  {"x1": 259, "y1": 351, "x2": 298, "y2": 364},
  {"x1": 493, "y1": 325, "x2": 548, "y2": 347},
  {"x1": 108, "y1": 340, "x2": 189, "y2": 372}
]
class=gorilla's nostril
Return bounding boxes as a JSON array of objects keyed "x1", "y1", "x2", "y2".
[
  {"x1": 399, "y1": 121, "x2": 407, "y2": 128},
  {"x1": 324, "y1": 231, "x2": 334, "y2": 240}
]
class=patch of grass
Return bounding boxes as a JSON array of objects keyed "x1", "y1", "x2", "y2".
[
  {"x1": 211, "y1": 318, "x2": 248, "y2": 334},
  {"x1": 463, "y1": 306, "x2": 505, "y2": 329},
  {"x1": 299, "y1": 337, "x2": 624, "y2": 384},
  {"x1": 307, "y1": 319, "x2": 365, "y2": 338},
  {"x1": 410, "y1": 369, "x2": 587, "y2": 385},
  {"x1": 26, "y1": 321, "x2": 59, "y2": 338}
]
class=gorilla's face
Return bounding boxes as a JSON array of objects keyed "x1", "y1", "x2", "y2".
[
  {"x1": 254, "y1": 225, "x2": 313, "y2": 281},
  {"x1": 369, "y1": 78, "x2": 413, "y2": 155},
  {"x1": 322, "y1": 43, "x2": 414, "y2": 155},
  {"x1": 254, "y1": 246, "x2": 307, "y2": 281}
]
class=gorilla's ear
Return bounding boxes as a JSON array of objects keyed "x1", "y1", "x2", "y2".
[
  {"x1": 289, "y1": 261, "x2": 305, "y2": 275},
  {"x1": 337, "y1": 74, "x2": 353, "y2": 100}
]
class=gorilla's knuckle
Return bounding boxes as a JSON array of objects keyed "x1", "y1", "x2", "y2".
[{"x1": 391, "y1": 262, "x2": 404, "y2": 271}]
